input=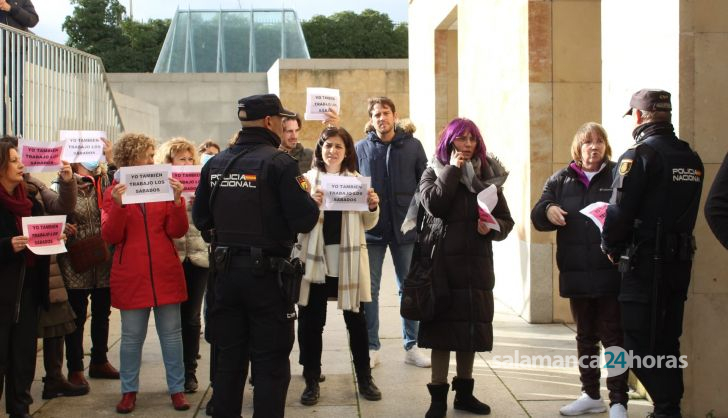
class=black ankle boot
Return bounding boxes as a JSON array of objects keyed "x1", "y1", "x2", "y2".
[
  {"x1": 452, "y1": 377, "x2": 490, "y2": 415},
  {"x1": 300, "y1": 377, "x2": 320, "y2": 406},
  {"x1": 357, "y1": 375, "x2": 382, "y2": 401},
  {"x1": 426, "y1": 383, "x2": 449, "y2": 418}
]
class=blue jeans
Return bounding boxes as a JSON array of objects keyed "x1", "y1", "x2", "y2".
[
  {"x1": 119, "y1": 304, "x2": 185, "y2": 394},
  {"x1": 363, "y1": 242, "x2": 418, "y2": 350}
]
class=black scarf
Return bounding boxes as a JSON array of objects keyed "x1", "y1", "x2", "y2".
[{"x1": 632, "y1": 121, "x2": 675, "y2": 142}]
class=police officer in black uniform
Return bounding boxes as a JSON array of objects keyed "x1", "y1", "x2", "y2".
[
  {"x1": 192, "y1": 94, "x2": 319, "y2": 418},
  {"x1": 601, "y1": 89, "x2": 703, "y2": 418}
]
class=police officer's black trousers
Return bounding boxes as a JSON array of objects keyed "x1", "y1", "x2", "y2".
[
  {"x1": 209, "y1": 263, "x2": 294, "y2": 418},
  {"x1": 620, "y1": 260, "x2": 691, "y2": 417}
]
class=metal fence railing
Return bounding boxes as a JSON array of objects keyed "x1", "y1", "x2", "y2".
[{"x1": 1, "y1": 23, "x2": 123, "y2": 141}]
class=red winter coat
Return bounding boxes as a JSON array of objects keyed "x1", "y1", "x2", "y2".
[{"x1": 101, "y1": 184, "x2": 189, "y2": 310}]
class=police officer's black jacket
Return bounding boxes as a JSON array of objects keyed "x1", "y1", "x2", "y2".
[
  {"x1": 602, "y1": 122, "x2": 703, "y2": 263},
  {"x1": 192, "y1": 127, "x2": 319, "y2": 257},
  {"x1": 531, "y1": 161, "x2": 620, "y2": 298}
]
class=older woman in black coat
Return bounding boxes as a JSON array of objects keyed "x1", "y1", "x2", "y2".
[
  {"x1": 414, "y1": 118, "x2": 513, "y2": 418},
  {"x1": 531, "y1": 122, "x2": 628, "y2": 418}
]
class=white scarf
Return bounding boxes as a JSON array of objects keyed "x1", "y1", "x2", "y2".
[{"x1": 292, "y1": 168, "x2": 375, "y2": 312}]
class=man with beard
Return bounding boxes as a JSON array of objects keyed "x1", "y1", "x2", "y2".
[{"x1": 355, "y1": 97, "x2": 430, "y2": 369}]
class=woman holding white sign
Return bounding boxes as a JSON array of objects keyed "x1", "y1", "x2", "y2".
[
  {"x1": 293, "y1": 127, "x2": 382, "y2": 406},
  {"x1": 413, "y1": 118, "x2": 514, "y2": 418},
  {"x1": 101, "y1": 133, "x2": 191, "y2": 414},
  {"x1": 0, "y1": 139, "x2": 54, "y2": 417},
  {"x1": 530, "y1": 122, "x2": 627, "y2": 418},
  {"x1": 155, "y1": 137, "x2": 207, "y2": 394}
]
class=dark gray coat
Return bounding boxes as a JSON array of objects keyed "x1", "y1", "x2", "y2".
[{"x1": 416, "y1": 156, "x2": 514, "y2": 352}]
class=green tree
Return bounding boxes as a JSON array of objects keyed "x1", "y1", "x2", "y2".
[
  {"x1": 63, "y1": 0, "x2": 169, "y2": 72},
  {"x1": 301, "y1": 9, "x2": 407, "y2": 58}
]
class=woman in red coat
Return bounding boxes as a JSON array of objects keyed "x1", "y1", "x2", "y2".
[{"x1": 101, "y1": 133, "x2": 190, "y2": 414}]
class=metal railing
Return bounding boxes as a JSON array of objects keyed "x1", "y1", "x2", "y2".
[{"x1": 1, "y1": 23, "x2": 123, "y2": 141}]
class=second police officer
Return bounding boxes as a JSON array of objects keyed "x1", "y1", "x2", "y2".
[
  {"x1": 193, "y1": 94, "x2": 320, "y2": 418},
  {"x1": 601, "y1": 89, "x2": 703, "y2": 418}
]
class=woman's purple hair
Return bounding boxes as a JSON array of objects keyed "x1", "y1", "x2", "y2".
[{"x1": 435, "y1": 118, "x2": 487, "y2": 165}]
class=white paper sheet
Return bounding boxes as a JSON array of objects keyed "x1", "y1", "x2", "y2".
[
  {"x1": 580, "y1": 201, "x2": 609, "y2": 232},
  {"x1": 171, "y1": 165, "x2": 202, "y2": 199},
  {"x1": 22, "y1": 215, "x2": 67, "y2": 255},
  {"x1": 119, "y1": 164, "x2": 174, "y2": 204},
  {"x1": 476, "y1": 184, "x2": 501, "y2": 232},
  {"x1": 320, "y1": 175, "x2": 370, "y2": 212},
  {"x1": 18, "y1": 139, "x2": 64, "y2": 173}
]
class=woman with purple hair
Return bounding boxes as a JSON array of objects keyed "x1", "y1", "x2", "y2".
[{"x1": 409, "y1": 118, "x2": 514, "y2": 418}]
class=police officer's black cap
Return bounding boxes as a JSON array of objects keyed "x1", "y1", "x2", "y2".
[
  {"x1": 624, "y1": 89, "x2": 672, "y2": 116},
  {"x1": 237, "y1": 94, "x2": 296, "y2": 121}
]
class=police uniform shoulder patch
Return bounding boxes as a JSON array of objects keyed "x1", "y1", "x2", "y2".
[
  {"x1": 619, "y1": 159, "x2": 633, "y2": 175},
  {"x1": 296, "y1": 175, "x2": 311, "y2": 192}
]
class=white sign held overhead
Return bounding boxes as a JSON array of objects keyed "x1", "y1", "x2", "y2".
[
  {"x1": 304, "y1": 87, "x2": 340, "y2": 121},
  {"x1": 60, "y1": 130, "x2": 106, "y2": 163},
  {"x1": 18, "y1": 139, "x2": 64, "y2": 173}
]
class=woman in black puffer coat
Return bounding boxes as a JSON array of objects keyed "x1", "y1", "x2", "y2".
[
  {"x1": 413, "y1": 118, "x2": 513, "y2": 418},
  {"x1": 531, "y1": 122, "x2": 628, "y2": 417}
]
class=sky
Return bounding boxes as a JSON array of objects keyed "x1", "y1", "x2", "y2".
[{"x1": 32, "y1": 0, "x2": 409, "y2": 45}]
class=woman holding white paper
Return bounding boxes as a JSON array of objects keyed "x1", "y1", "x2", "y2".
[
  {"x1": 0, "y1": 139, "x2": 53, "y2": 416},
  {"x1": 530, "y1": 122, "x2": 627, "y2": 418},
  {"x1": 293, "y1": 126, "x2": 382, "y2": 406},
  {"x1": 414, "y1": 118, "x2": 513, "y2": 418},
  {"x1": 155, "y1": 137, "x2": 208, "y2": 393},
  {"x1": 101, "y1": 133, "x2": 191, "y2": 414}
]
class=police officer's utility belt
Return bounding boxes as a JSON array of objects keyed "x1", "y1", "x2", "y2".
[
  {"x1": 212, "y1": 246, "x2": 304, "y2": 306},
  {"x1": 214, "y1": 246, "x2": 296, "y2": 275},
  {"x1": 632, "y1": 231, "x2": 696, "y2": 261}
]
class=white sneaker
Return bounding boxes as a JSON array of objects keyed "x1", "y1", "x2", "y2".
[
  {"x1": 559, "y1": 392, "x2": 607, "y2": 416},
  {"x1": 404, "y1": 345, "x2": 431, "y2": 368},
  {"x1": 609, "y1": 404, "x2": 627, "y2": 418},
  {"x1": 369, "y1": 350, "x2": 380, "y2": 369}
]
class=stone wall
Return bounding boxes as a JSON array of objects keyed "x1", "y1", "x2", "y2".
[
  {"x1": 268, "y1": 59, "x2": 410, "y2": 152},
  {"x1": 107, "y1": 73, "x2": 268, "y2": 145}
]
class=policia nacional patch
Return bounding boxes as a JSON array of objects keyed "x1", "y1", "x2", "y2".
[
  {"x1": 296, "y1": 175, "x2": 310, "y2": 192},
  {"x1": 619, "y1": 159, "x2": 633, "y2": 175}
]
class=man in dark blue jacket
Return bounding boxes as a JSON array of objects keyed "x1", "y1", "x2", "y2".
[{"x1": 355, "y1": 97, "x2": 430, "y2": 369}]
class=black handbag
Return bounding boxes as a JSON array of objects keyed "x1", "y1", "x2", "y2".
[
  {"x1": 400, "y1": 246, "x2": 436, "y2": 321},
  {"x1": 400, "y1": 205, "x2": 446, "y2": 321}
]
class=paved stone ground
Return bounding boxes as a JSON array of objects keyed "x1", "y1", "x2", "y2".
[{"x1": 3, "y1": 253, "x2": 653, "y2": 417}]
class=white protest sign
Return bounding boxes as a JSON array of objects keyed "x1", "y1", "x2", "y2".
[
  {"x1": 119, "y1": 164, "x2": 174, "y2": 204},
  {"x1": 18, "y1": 139, "x2": 64, "y2": 173},
  {"x1": 304, "y1": 87, "x2": 340, "y2": 121},
  {"x1": 580, "y1": 201, "x2": 609, "y2": 232},
  {"x1": 171, "y1": 165, "x2": 202, "y2": 199},
  {"x1": 22, "y1": 215, "x2": 67, "y2": 255},
  {"x1": 320, "y1": 175, "x2": 370, "y2": 212},
  {"x1": 60, "y1": 130, "x2": 106, "y2": 163},
  {"x1": 476, "y1": 184, "x2": 501, "y2": 232}
]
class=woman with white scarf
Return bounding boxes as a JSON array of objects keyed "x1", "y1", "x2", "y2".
[{"x1": 293, "y1": 127, "x2": 382, "y2": 406}]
